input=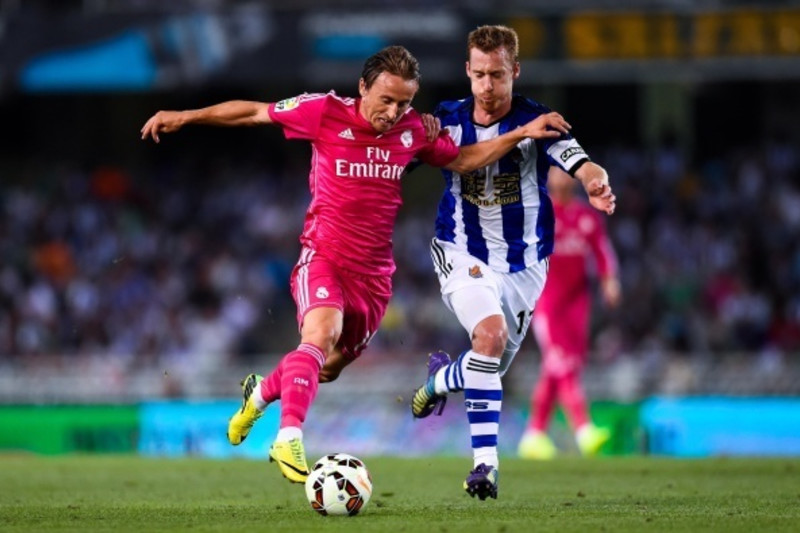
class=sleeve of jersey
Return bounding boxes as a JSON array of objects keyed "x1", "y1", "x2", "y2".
[
  {"x1": 415, "y1": 131, "x2": 460, "y2": 168},
  {"x1": 545, "y1": 136, "x2": 590, "y2": 175},
  {"x1": 267, "y1": 93, "x2": 325, "y2": 140}
]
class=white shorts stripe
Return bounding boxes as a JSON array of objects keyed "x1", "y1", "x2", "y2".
[{"x1": 295, "y1": 247, "x2": 315, "y2": 313}]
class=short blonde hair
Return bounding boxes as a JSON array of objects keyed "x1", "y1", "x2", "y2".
[{"x1": 467, "y1": 25, "x2": 519, "y2": 63}]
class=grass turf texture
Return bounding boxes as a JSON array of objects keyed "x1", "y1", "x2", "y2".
[{"x1": 1, "y1": 456, "x2": 798, "y2": 532}]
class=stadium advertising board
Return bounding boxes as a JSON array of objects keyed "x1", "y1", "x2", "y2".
[{"x1": 3, "y1": 7, "x2": 800, "y2": 93}]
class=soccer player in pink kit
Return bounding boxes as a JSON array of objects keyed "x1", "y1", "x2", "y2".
[
  {"x1": 518, "y1": 167, "x2": 622, "y2": 459},
  {"x1": 141, "y1": 45, "x2": 572, "y2": 483}
]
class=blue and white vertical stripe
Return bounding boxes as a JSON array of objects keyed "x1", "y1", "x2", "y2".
[
  {"x1": 433, "y1": 95, "x2": 589, "y2": 272},
  {"x1": 443, "y1": 351, "x2": 466, "y2": 392}
]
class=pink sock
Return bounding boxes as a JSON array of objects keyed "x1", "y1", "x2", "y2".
[
  {"x1": 259, "y1": 361, "x2": 284, "y2": 404},
  {"x1": 530, "y1": 373, "x2": 558, "y2": 432},
  {"x1": 277, "y1": 344, "x2": 324, "y2": 429},
  {"x1": 259, "y1": 344, "x2": 326, "y2": 405},
  {"x1": 557, "y1": 371, "x2": 590, "y2": 430}
]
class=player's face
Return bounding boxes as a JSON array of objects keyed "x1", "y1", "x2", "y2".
[
  {"x1": 359, "y1": 72, "x2": 418, "y2": 133},
  {"x1": 466, "y1": 46, "x2": 519, "y2": 118}
]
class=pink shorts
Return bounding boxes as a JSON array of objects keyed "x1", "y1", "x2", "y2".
[
  {"x1": 290, "y1": 248, "x2": 392, "y2": 360},
  {"x1": 533, "y1": 298, "x2": 591, "y2": 378}
]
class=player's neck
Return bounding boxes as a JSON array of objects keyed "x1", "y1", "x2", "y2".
[{"x1": 472, "y1": 104, "x2": 512, "y2": 127}]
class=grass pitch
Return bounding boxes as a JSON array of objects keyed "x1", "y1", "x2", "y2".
[{"x1": 1, "y1": 455, "x2": 798, "y2": 532}]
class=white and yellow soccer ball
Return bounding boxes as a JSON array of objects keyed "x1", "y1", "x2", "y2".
[{"x1": 304, "y1": 453, "x2": 373, "y2": 516}]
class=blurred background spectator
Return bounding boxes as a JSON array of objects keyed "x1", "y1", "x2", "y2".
[{"x1": 1, "y1": 0, "x2": 799, "y2": 400}]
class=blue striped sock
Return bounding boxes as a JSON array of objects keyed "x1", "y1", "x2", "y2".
[
  {"x1": 434, "y1": 351, "x2": 467, "y2": 394},
  {"x1": 462, "y1": 351, "x2": 502, "y2": 468}
]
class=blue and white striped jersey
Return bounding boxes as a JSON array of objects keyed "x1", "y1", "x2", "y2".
[{"x1": 434, "y1": 95, "x2": 590, "y2": 273}]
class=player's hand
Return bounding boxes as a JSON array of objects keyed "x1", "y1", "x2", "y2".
[
  {"x1": 601, "y1": 277, "x2": 622, "y2": 307},
  {"x1": 421, "y1": 113, "x2": 441, "y2": 142},
  {"x1": 519, "y1": 112, "x2": 571, "y2": 140},
  {"x1": 140, "y1": 110, "x2": 186, "y2": 143},
  {"x1": 586, "y1": 179, "x2": 616, "y2": 215}
]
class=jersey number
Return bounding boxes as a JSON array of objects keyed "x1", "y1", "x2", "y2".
[{"x1": 515, "y1": 310, "x2": 532, "y2": 335}]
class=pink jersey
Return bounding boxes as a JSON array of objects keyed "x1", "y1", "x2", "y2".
[
  {"x1": 268, "y1": 92, "x2": 459, "y2": 276},
  {"x1": 534, "y1": 198, "x2": 617, "y2": 359}
]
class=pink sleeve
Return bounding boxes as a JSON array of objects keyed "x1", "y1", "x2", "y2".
[
  {"x1": 588, "y1": 210, "x2": 618, "y2": 278},
  {"x1": 416, "y1": 131, "x2": 460, "y2": 168},
  {"x1": 267, "y1": 93, "x2": 327, "y2": 140}
]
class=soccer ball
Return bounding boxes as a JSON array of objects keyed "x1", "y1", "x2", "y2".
[{"x1": 304, "y1": 453, "x2": 372, "y2": 516}]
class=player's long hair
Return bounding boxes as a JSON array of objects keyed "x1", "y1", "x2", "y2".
[
  {"x1": 360, "y1": 46, "x2": 420, "y2": 89},
  {"x1": 467, "y1": 25, "x2": 519, "y2": 63}
]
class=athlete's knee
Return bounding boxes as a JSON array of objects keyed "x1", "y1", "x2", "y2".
[
  {"x1": 300, "y1": 327, "x2": 339, "y2": 355},
  {"x1": 471, "y1": 317, "x2": 508, "y2": 358},
  {"x1": 300, "y1": 308, "x2": 343, "y2": 354}
]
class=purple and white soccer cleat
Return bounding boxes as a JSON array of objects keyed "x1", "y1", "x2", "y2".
[
  {"x1": 463, "y1": 463, "x2": 498, "y2": 500},
  {"x1": 410, "y1": 350, "x2": 451, "y2": 418}
]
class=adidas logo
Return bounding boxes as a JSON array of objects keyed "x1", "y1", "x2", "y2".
[{"x1": 338, "y1": 128, "x2": 355, "y2": 140}]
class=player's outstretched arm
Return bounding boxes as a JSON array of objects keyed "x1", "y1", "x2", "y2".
[
  {"x1": 140, "y1": 100, "x2": 273, "y2": 143},
  {"x1": 574, "y1": 162, "x2": 616, "y2": 215},
  {"x1": 600, "y1": 276, "x2": 622, "y2": 307},
  {"x1": 444, "y1": 112, "x2": 570, "y2": 173}
]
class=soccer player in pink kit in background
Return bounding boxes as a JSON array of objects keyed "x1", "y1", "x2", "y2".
[
  {"x1": 518, "y1": 167, "x2": 622, "y2": 459},
  {"x1": 141, "y1": 45, "x2": 572, "y2": 484}
]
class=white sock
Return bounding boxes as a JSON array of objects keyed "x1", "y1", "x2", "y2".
[
  {"x1": 434, "y1": 350, "x2": 467, "y2": 394},
  {"x1": 250, "y1": 387, "x2": 267, "y2": 411},
  {"x1": 461, "y1": 351, "x2": 502, "y2": 470},
  {"x1": 276, "y1": 426, "x2": 303, "y2": 442},
  {"x1": 474, "y1": 449, "x2": 499, "y2": 469}
]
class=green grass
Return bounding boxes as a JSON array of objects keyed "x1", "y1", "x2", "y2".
[{"x1": 0, "y1": 455, "x2": 798, "y2": 532}]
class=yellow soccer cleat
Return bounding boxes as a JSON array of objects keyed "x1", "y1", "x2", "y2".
[
  {"x1": 269, "y1": 438, "x2": 310, "y2": 483},
  {"x1": 227, "y1": 374, "x2": 263, "y2": 446},
  {"x1": 517, "y1": 431, "x2": 558, "y2": 460},
  {"x1": 577, "y1": 424, "x2": 611, "y2": 457}
]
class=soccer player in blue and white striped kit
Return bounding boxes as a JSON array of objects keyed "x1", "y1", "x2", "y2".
[{"x1": 411, "y1": 25, "x2": 617, "y2": 500}]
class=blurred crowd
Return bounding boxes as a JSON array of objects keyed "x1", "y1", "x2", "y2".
[
  {"x1": 0, "y1": 156, "x2": 307, "y2": 376},
  {"x1": 1, "y1": 139, "x2": 799, "y2": 380},
  {"x1": 600, "y1": 138, "x2": 800, "y2": 359}
]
